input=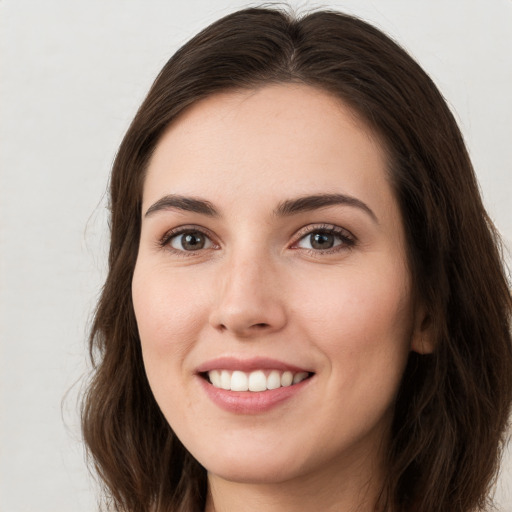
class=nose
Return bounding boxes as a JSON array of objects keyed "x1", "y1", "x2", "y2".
[{"x1": 208, "y1": 251, "x2": 287, "y2": 338}]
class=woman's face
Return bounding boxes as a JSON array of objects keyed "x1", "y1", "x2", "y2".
[{"x1": 132, "y1": 84, "x2": 427, "y2": 486}]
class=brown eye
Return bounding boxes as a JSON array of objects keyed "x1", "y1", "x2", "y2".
[
  {"x1": 295, "y1": 227, "x2": 354, "y2": 252},
  {"x1": 170, "y1": 231, "x2": 212, "y2": 251},
  {"x1": 309, "y1": 232, "x2": 335, "y2": 250}
]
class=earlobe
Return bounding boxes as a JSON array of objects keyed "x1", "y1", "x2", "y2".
[{"x1": 410, "y1": 311, "x2": 435, "y2": 355}]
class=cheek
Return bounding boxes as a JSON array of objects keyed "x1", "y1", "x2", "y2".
[
  {"x1": 293, "y1": 265, "x2": 413, "y2": 432},
  {"x1": 294, "y1": 263, "x2": 412, "y2": 349},
  {"x1": 131, "y1": 263, "x2": 207, "y2": 380},
  {"x1": 292, "y1": 259, "x2": 414, "y2": 419}
]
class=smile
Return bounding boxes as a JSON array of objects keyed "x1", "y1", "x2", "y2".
[
  {"x1": 196, "y1": 357, "x2": 315, "y2": 413},
  {"x1": 206, "y1": 369, "x2": 311, "y2": 392}
]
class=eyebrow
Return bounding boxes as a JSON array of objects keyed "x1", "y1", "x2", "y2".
[
  {"x1": 274, "y1": 193, "x2": 378, "y2": 223},
  {"x1": 145, "y1": 195, "x2": 219, "y2": 217},
  {"x1": 144, "y1": 193, "x2": 377, "y2": 223}
]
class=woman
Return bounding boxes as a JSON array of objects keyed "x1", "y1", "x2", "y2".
[{"x1": 81, "y1": 7, "x2": 512, "y2": 512}]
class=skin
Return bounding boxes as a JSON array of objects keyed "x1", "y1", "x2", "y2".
[{"x1": 132, "y1": 84, "x2": 431, "y2": 512}]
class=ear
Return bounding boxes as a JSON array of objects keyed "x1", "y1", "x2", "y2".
[{"x1": 410, "y1": 305, "x2": 435, "y2": 355}]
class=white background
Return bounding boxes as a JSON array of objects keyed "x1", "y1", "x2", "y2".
[{"x1": 1, "y1": 1, "x2": 511, "y2": 511}]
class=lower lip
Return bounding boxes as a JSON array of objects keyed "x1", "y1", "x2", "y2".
[{"x1": 198, "y1": 376, "x2": 312, "y2": 414}]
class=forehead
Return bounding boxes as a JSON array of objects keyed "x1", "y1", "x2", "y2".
[{"x1": 143, "y1": 84, "x2": 393, "y2": 218}]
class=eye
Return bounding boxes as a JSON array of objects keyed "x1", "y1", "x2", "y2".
[
  {"x1": 166, "y1": 229, "x2": 214, "y2": 252},
  {"x1": 294, "y1": 225, "x2": 355, "y2": 252}
]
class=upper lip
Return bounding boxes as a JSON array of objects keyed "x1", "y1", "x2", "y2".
[{"x1": 196, "y1": 356, "x2": 312, "y2": 374}]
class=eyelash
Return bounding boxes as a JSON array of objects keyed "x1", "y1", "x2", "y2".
[
  {"x1": 158, "y1": 225, "x2": 218, "y2": 257},
  {"x1": 158, "y1": 223, "x2": 356, "y2": 257},
  {"x1": 292, "y1": 224, "x2": 356, "y2": 256}
]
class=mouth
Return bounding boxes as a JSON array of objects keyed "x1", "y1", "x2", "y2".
[
  {"x1": 200, "y1": 369, "x2": 314, "y2": 392},
  {"x1": 196, "y1": 357, "x2": 315, "y2": 412}
]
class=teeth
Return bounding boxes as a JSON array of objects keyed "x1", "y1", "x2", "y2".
[
  {"x1": 207, "y1": 369, "x2": 310, "y2": 392},
  {"x1": 281, "y1": 371, "x2": 293, "y2": 387},
  {"x1": 248, "y1": 370, "x2": 267, "y2": 392},
  {"x1": 293, "y1": 372, "x2": 309, "y2": 384},
  {"x1": 231, "y1": 371, "x2": 248, "y2": 391},
  {"x1": 267, "y1": 370, "x2": 281, "y2": 390},
  {"x1": 220, "y1": 370, "x2": 231, "y2": 390},
  {"x1": 209, "y1": 369, "x2": 221, "y2": 388}
]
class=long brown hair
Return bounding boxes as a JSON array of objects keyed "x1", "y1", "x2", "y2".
[{"x1": 82, "y1": 7, "x2": 512, "y2": 512}]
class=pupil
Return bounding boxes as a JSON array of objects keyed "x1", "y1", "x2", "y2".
[
  {"x1": 311, "y1": 232, "x2": 334, "y2": 250},
  {"x1": 182, "y1": 232, "x2": 205, "y2": 250}
]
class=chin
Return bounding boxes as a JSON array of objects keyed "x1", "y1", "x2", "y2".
[
  {"x1": 205, "y1": 457, "x2": 303, "y2": 485},
  {"x1": 188, "y1": 435, "x2": 311, "y2": 485}
]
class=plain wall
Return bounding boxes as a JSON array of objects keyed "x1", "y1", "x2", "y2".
[{"x1": 1, "y1": 1, "x2": 511, "y2": 510}]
